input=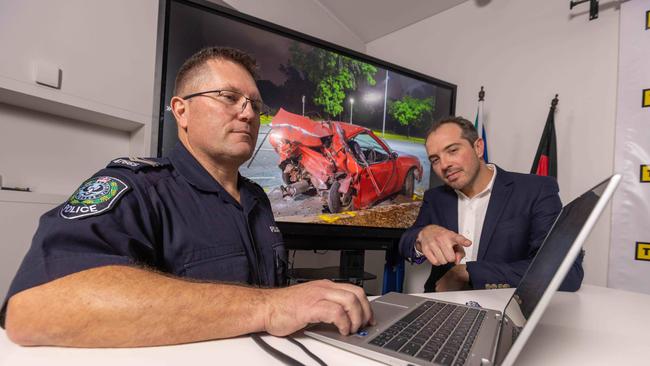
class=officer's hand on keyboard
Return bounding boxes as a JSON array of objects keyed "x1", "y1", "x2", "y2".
[{"x1": 262, "y1": 279, "x2": 375, "y2": 337}]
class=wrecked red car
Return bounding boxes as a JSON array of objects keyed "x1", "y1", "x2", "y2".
[{"x1": 268, "y1": 108, "x2": 423, "y2": 213}]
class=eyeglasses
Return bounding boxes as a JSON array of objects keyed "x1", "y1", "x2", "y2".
[{"x1": 182, "y1": 89, "x2": 268, "y2": 116}]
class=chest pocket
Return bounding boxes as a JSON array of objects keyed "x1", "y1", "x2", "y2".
[{"x1": 180, "y1": 242, "x2": 249, "y2": 283}]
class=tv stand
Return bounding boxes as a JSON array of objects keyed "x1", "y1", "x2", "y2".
[
  {"x1": 287, "y1": 250, "x2": 377, "y2": 287},
  {"x1": 280, "y1": 222, "x2": 406, "y2": 294}
]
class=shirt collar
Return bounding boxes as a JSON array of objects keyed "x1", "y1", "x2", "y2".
[
  {"x1": 168, "y1": 143, "x2": 259, "y2": 209},
  {"x1": 169, "y1": 142, "x2": 224, "y2": 193},
  {"x1": 456, "y1": 163, "x2": 497, "y2": 200}
]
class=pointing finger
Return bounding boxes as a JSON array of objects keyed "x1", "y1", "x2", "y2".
[{"x1": 455, "y1": 234, "x2": 472, "y2": 247}]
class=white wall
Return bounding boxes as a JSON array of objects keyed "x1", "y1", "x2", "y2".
[
  {"x1": 0, "y1": 103, "x2": 130, "y2": 194},
  {"x1": 0, "y1": 0, "x2": 160, "y2": 190},
  {"x1": 367, "y1": 0, "x2": 620, "y2": 289}
]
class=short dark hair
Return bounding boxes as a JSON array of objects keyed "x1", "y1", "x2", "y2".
[
  {"x1": 425, "y1": 116, "x2": 479, "y2": 146},
  {"x1": 173, "y1": 47, "x2": 259, "y2": 96}
]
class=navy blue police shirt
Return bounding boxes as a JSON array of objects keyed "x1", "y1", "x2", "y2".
[{"x1": 0, "y1": 143, "x2": 286, "y2": 328}]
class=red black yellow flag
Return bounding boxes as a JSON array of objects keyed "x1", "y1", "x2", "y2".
[{"x1": 531, "y1": 95, "x2": 558, "y2": 177}]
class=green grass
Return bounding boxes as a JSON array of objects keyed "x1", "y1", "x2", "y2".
[
  {"x1": 372, "y1": 130, "x2": 425, "y2": 144},
  {"x1": 260, "y1": 114, "x2": 273, "y2": 126}
]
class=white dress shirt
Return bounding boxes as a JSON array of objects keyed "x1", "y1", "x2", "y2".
[{"x1": 456, "y1": 164, "x2": 496, "y2": 264}]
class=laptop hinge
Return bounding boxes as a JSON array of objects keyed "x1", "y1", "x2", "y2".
[{"x1": 489, "y1": 313, "x2": 503, "y2": 364}]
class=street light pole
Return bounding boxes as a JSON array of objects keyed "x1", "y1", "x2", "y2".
[
  {"x1": 349, "y1": 98, "x2": 354, "y2": 125},
  {"x1": 301, "y1": 95, "x2": 305, "y2": 116},
  {"x1": 382, "y1": 70, "x2": 389, "y2": 137}
]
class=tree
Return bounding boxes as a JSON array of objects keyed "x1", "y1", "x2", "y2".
[
  {"x1": 388, "y1": 96, "x2": 433, "y2": 138},
  {"x1": 288, "y1": 42, "x2": 377, "y2": 118}
]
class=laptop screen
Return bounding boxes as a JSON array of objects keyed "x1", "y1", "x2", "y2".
[{"x1": 495, "y1": 177, "x2": 611, "y2": 363}]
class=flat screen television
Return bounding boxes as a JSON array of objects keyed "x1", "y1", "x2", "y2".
[{"x1": 156, "y1": 0, "x2": 456, "y2": 249}]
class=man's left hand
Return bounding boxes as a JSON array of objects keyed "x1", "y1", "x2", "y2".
[{"x1": 435, "y1": 265, "x2": 471, "y2": 292}]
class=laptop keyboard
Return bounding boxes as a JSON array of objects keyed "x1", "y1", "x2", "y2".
[{"x1": 368, "y1": 300, "x2": 486, "y2": 366}]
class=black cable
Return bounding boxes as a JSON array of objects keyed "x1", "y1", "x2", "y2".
[
  {"x1": 287, "y1": 337, "x2": 328, "y2": 366},
  {"x1": 251, "y1": 333, "x2": 305, "y2": 366},
  {"x1": 250, "y1": 333, "x2": 328, "y2": 366}
]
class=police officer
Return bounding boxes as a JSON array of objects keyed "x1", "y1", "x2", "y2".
[{"x1": 2, "y1": 47, "x2": 374, "y2": 347}]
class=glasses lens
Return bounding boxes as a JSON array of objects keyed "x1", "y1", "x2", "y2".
[
  {"x1": 188, "y1": 90, "x2": 265, "y2": 116},
  {"x1": 249, "y1": 100, "x2": 264, "y2": 114},
  {"x1": 216, "y1": 90, "x2": 260, "y2": 115},
  {"x1": 237, "y1": 94, "x2": 263, "y2": 115}
]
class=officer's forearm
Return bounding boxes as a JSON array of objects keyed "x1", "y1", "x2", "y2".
[{"x1": 4, "y1": 265, "x2": 269, "y2": 347}]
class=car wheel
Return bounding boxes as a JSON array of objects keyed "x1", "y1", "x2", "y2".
[
  {"x1": 327, "y1": 181, "x2": 353, "y2": 213},
  {"x1": 401, "y1": 169, "x2": 415, "y2": 197}
]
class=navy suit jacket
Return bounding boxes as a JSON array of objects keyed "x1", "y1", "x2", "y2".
[{"x1": 399, "y1": 166, "x2": 584, "y2": 292}]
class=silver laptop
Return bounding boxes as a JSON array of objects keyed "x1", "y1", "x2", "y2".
[{"x1": 306, "y1": 175, "x2": 620, "y2": 366}]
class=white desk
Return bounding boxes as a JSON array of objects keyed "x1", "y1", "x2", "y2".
[{"x1": 1, "y1": 285, "x2": 649, "y2": 365}]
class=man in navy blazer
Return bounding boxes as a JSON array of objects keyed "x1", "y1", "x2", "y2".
[{"x1": 399, "y1": 117, "x2": 583, "y2": 292}]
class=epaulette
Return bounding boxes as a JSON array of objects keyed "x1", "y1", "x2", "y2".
[{"x1": 107, "y1": 157, "x2": 170, "y2": 172}]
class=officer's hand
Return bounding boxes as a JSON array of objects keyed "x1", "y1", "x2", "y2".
[
  {"x1": 416, "y1": 224, "x2": 472, "y2": 266},
  {"x1": 263, "y1": 280, "x2": 374, "y2": 336}
]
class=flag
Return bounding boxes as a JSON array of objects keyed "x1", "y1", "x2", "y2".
[
  {"x1": 474, "y1": 87, "x2": 488, "y2": 163},
  {"x1": 530, "y1": 95, "x2": 558, "y2": 177}
]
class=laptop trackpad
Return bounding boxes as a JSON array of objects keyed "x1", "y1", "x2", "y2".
[{"x1": 371, "y1": 299, "x2": 413, "y2": 326}]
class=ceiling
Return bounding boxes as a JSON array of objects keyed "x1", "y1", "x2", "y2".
[
  {"x1": 217, "y1": 0, "x2": 472, "y2": 44},
  {"x1": 315, "y1": 0, "x2": 470, "y2": 43}
]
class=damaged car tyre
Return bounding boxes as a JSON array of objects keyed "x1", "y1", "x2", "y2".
[{"x1": 327, "y1": 181, "x2": 353, "y2": 213}]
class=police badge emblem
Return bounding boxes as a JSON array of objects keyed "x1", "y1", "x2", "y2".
[{"x1": 60, "y1": 176, "x2": 129, "y2": 219}]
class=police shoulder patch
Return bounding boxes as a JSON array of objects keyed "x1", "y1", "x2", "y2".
[{"x1": 60, "y1": 176, "x2": 130, "y2": 219}]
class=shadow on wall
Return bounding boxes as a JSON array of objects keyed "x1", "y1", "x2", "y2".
[{"x1": 474, "y1": 0, "x2": 492, "y2": 7}]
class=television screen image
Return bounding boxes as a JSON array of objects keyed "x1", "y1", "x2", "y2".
[{"x1": 159, "y1": 0, "x2": 456, "y2": 229}]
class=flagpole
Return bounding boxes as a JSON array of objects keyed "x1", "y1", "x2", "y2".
[
  {"x1": 478, "y1": 86, "x2": 485, "y2": 129},
  {"x1": 551, "y1": 93, "x2": 559, "y2": 111},
  {"x1": 476, "y1": 86, "x2": 488, "y2": 163}
]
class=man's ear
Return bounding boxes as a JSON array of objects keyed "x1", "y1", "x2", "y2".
[
  {"x1": 474, "y1": 138, "x2": 485, "y2": 159},
  {"x1": 170, "y1": 96, "x2": 189, "y2": 130}
]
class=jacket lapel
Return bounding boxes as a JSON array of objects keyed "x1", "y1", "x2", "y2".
[
  {"x1": 438, "y1": 186, "x2": 458, "y2": 233},
  {"x1": 477, "y1": 166, "x2": 513, "y2": 260}
]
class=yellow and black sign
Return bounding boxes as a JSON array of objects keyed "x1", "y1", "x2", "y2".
[
  {"x1": 641, "y1": 164, "x2": 650, "y2": 182},
  {"x1": 646, "y1": 10, "x2": 650, "y2": 30},
  {"x1": 644, "y1": 89, "x2": 650, "y2": 108},
  {"x1": 636, "y1": 242, "x2": 650, "y2": 261}
]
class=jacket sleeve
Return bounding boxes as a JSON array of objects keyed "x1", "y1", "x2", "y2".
[
  {"x1": 465, "y1": 177, "x2": 584, "y2": 292},
  {"x1": 399, "y1": 191, "x2": 436, "y2": 262}
]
